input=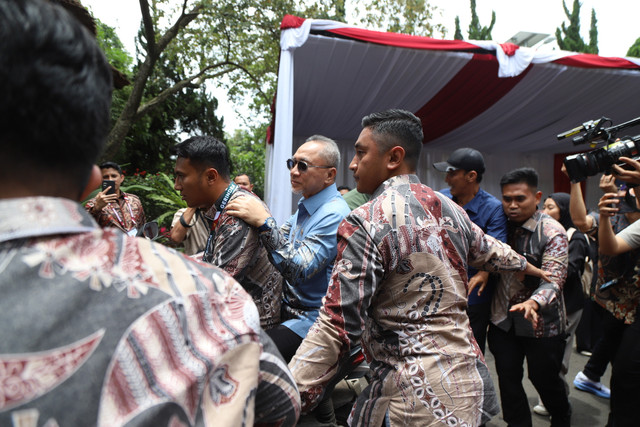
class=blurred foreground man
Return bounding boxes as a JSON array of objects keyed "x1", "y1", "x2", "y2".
[
  {"x1": 289, "y1": 110, "x2": 550, "y2": 426},
  {"x1": 0, "y1": 0, "x2": 299, "y2": 425}
]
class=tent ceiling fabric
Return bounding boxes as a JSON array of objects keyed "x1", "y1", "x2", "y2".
[{"x1": 266, "y1": 15, "x2": 640, "y2": 224}]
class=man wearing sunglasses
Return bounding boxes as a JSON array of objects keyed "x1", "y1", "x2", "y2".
[{"x1": 226, "y1": 135, "x2": 350, "y2": 366}]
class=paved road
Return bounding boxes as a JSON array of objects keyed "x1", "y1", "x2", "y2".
[{"x1": 298, "y1": 346, "x2": 611, "y2": 426}]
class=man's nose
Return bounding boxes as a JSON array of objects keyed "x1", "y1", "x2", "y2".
[{"x1": 349, "y1": 155, "x2": 357, "y2": 171}]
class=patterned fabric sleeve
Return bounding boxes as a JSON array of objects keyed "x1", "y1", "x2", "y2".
[
  {"x1": 529, "y1": 224, "x2": 568, "y2": 310},
  {"x1": 467, "y1": 221, "x2": 526, "y2": 273},
  {"x1": 260, "y1": 210, "x2": 346, "y2": 286},
  {"x1": 290, "y1": 214, "x2": 382, "y2": 411}
]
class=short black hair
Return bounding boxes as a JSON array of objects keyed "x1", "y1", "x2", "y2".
[
  {"x1": 235, "y1": 173, "x2": 253, "y2": 183},
  {"x1": 0, "y1": 0, "x2": 113, "y2": 194},
  {"x1": 173, "y1": 136, "x2": 231, "y2": 180},
  {"x1": 99, "y1": 161, "x2": 123, "y2": 175},
  {"x1": 337, "y1": 185, "x2": 351, "y2": 191},
  {"x1": 361, "y1": 109, "x2": 423, "y2": 169},
  {"x1": 500, "y1": 167, "x2": 538, "y2": 190}
]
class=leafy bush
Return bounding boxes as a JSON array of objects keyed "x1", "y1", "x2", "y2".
[{"x1": 121, "y1": 169, "x2": 186, "y2": 231}]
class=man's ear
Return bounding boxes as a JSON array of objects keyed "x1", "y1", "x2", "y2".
[
  {"x1": 79, "y1": 165, "x2": 102, "y2": 201},
  {"x1": 466, "y1": 170, "x2": 478, "y2": 182},
  {"x1": 387, "y1": 146, "x2": 406, "y2": 171},
  {"x1": 535, "y1": 190, "x2": 543, "y2": 204},
  {"x1": 324, "y1": 167, "x2": 337, "y2": 185},
  {"x1": 204, "y1": 167, "x2": 219, "y2": 184}
]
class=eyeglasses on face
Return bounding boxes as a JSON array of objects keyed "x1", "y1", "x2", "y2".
[{"x1": 286, "y1": 158, "x2": 332, "y2": 172}]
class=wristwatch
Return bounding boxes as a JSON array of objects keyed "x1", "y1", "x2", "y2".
[{"x1": 257, "y1": 217, "x2": 276, "y2": 233}]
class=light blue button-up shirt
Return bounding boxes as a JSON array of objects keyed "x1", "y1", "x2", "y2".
[{"x1": 261, "y1": 183, "x2": 350, "y2": 337}]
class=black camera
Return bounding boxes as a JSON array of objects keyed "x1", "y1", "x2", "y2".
[
  {"x1": 564, "y1": 138, "x2": 640, "y2": 183},
  {"x1": 558, "y1": 116, "x2": 640, "y2": 183}
]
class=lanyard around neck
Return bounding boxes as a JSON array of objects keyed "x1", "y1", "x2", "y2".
[{"x1": 203, "y1": 182, "x2": 237, "y2": 263}]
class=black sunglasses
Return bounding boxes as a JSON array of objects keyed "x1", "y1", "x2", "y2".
[{"x1": 286, "y1": 158, "x2": 332, "y2": 172}]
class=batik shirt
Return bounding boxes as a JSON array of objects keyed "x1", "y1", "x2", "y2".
[
  {"x1": 0, "y1": 197, "x2": 300, "y2": 426},
  {"x1": 491, "y1": 210, "x2": 568, "y2": 338},
  {"x1": 594, "y1": 213, "x2": 640, "y2": 324},
  {"x1": 202, "y1": 185, "x2": 283, "y2": 330},
  {"x1": 259, "y1": 183, "x2": 350, "y2": 337},
  {"x1": 85, "y1": 191, "x2": 146, "y2": 235},
  {"x1": 290, "y1": 175, "x2": 527, "y2": 426},
  {"x1": 440, "y1": 187, "x2": 507, "y2": 305}
]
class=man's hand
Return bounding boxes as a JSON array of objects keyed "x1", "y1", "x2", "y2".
[
  {"x1": 599, "y1": 173, "x2": 618, "y2": 193},
  {"x1": 92, "y1": 188, "x2": 118, "y2": 211},
  {"x1": 598, "y1": 192, "x2": 620, "y2": 218},
  {"x1": 612, "y1": 156, "x2": 640, "y2": 186},
  {"x1": 226, "y1": 196, "x2": 270, "y2": 227},
  {"x1": 509, "y1": 299, "x2": 539, "y2": 328},
  {"x1": 468, "y1": 271, "x2": 490, "y2": 295}
]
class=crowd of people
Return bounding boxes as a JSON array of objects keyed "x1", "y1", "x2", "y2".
[{"x1": 2, "y1": 0, "x2": 640, "y2": 426}]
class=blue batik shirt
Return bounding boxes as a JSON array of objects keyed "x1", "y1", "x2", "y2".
[
  {"x1": 440, "y1": 187, "x2": 508, "y2": 304},
  {"x1": 259, "y1": 183, "x2": 350, "y2": 337}
]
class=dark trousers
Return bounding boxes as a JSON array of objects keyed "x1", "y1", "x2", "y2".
[
  {"x1": 608, "y1": 308, "x2": 640, "y2": 427},
  {"x1": 488, "y1": 325, "x2": 571, "y2": 427},
  {"x1": 266, "y1": 324, "x2": 303, "y2": 363},
  {"x1": 468, "y1": 302, "x2": 491, "y2": 354},
  {"x1": 575, "y1": 298, "x2": 605, "y2": 353},
  {"x1": 583, "y1": 308, "x2": 623, "y2": 381}
]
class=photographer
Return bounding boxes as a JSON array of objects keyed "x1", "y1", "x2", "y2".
[
  {"x1": 85, "y1": 161, "x2": 146, "y2": 236},
  {"x1": 591, "y1": 156, "x2": 640, "y2": 426}
]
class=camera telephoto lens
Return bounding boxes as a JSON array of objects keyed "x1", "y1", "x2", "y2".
[{"x1": 564, "y1": 139, "x2": 640, "y2": 183}]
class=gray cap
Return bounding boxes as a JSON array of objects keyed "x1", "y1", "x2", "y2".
[{"x1": 433, "y1": 148, "x2": 485, "y2": 174}]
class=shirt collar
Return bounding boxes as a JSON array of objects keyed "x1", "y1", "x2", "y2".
[
  {"x1": 511, "y1": 209, "x2": 543, "y2": 232},
  {"x1": 372, "y1": 174, "x2": 420, "y2": 199},
  {"x1": 298, "y1": 183, "x2": 339, "y2": 216},
  {"x1": 0, "y1": 197, "x2": 97, "y2": 244},
  {"x1": 462, "y1": 188, "x2": 485, "y2": 214}
]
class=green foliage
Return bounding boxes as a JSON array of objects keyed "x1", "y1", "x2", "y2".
[
  {"x1": 587, "y1": 9, "x2": 598, "y2": 54},
  {"x1": 555, "y1": 0, "x2": 598, "y2": 53},
  {"x1": 95, "y1": 19, "x2": 133, "y2": 75},
  {"x1": 454, "y1": 16, "x2": 463, "y2": 40},
  {"x1": 121, "y1": 170, "x2": 186, "y2": 230},
  {"x1": 349, "y1": 0, "x2": 445, "y2": 37},
  {"x1": 627, "y1": 37, "x2": 640, "y2": 58},
  {"x1": 227, "y1": 126, "x2": 267, "y2": 199},
  {"x1": 467, "y1": 0, "x2": 495, "y2": 40}
]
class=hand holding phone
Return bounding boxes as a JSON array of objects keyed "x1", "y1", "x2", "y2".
[{"x1": 102, "y1": 180, "x2": 116, "y2": 195}]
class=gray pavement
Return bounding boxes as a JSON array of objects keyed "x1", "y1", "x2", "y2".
[{"x1": 298, "y1": 346, "x2": 611, "y2": 426}]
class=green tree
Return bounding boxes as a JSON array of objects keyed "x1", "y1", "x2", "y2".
[
  {"x1": 467, "y1": 0, "x2": 495, "y2": 40},
  {"x1": 627, "y1": 37, "x2": 640, "y2": 58},
  {"x1": 453, "y1": 16, "x2": 463, "y2": 40},
  {"x1": 587, "y1": 8, "x2": 598, "y2": 54},
  {"x1": 227, "y1": 126, "x2": 268, "y2": 199},
  {"x1": 555, "y1": 0, "x2": 598, "y2": 53},
  {"x1": 101, "y1": 0, "x2": 302, "y2": 161},
  {"x1": 352, "y1": 0, "x2": 446, "y2": 37}
]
